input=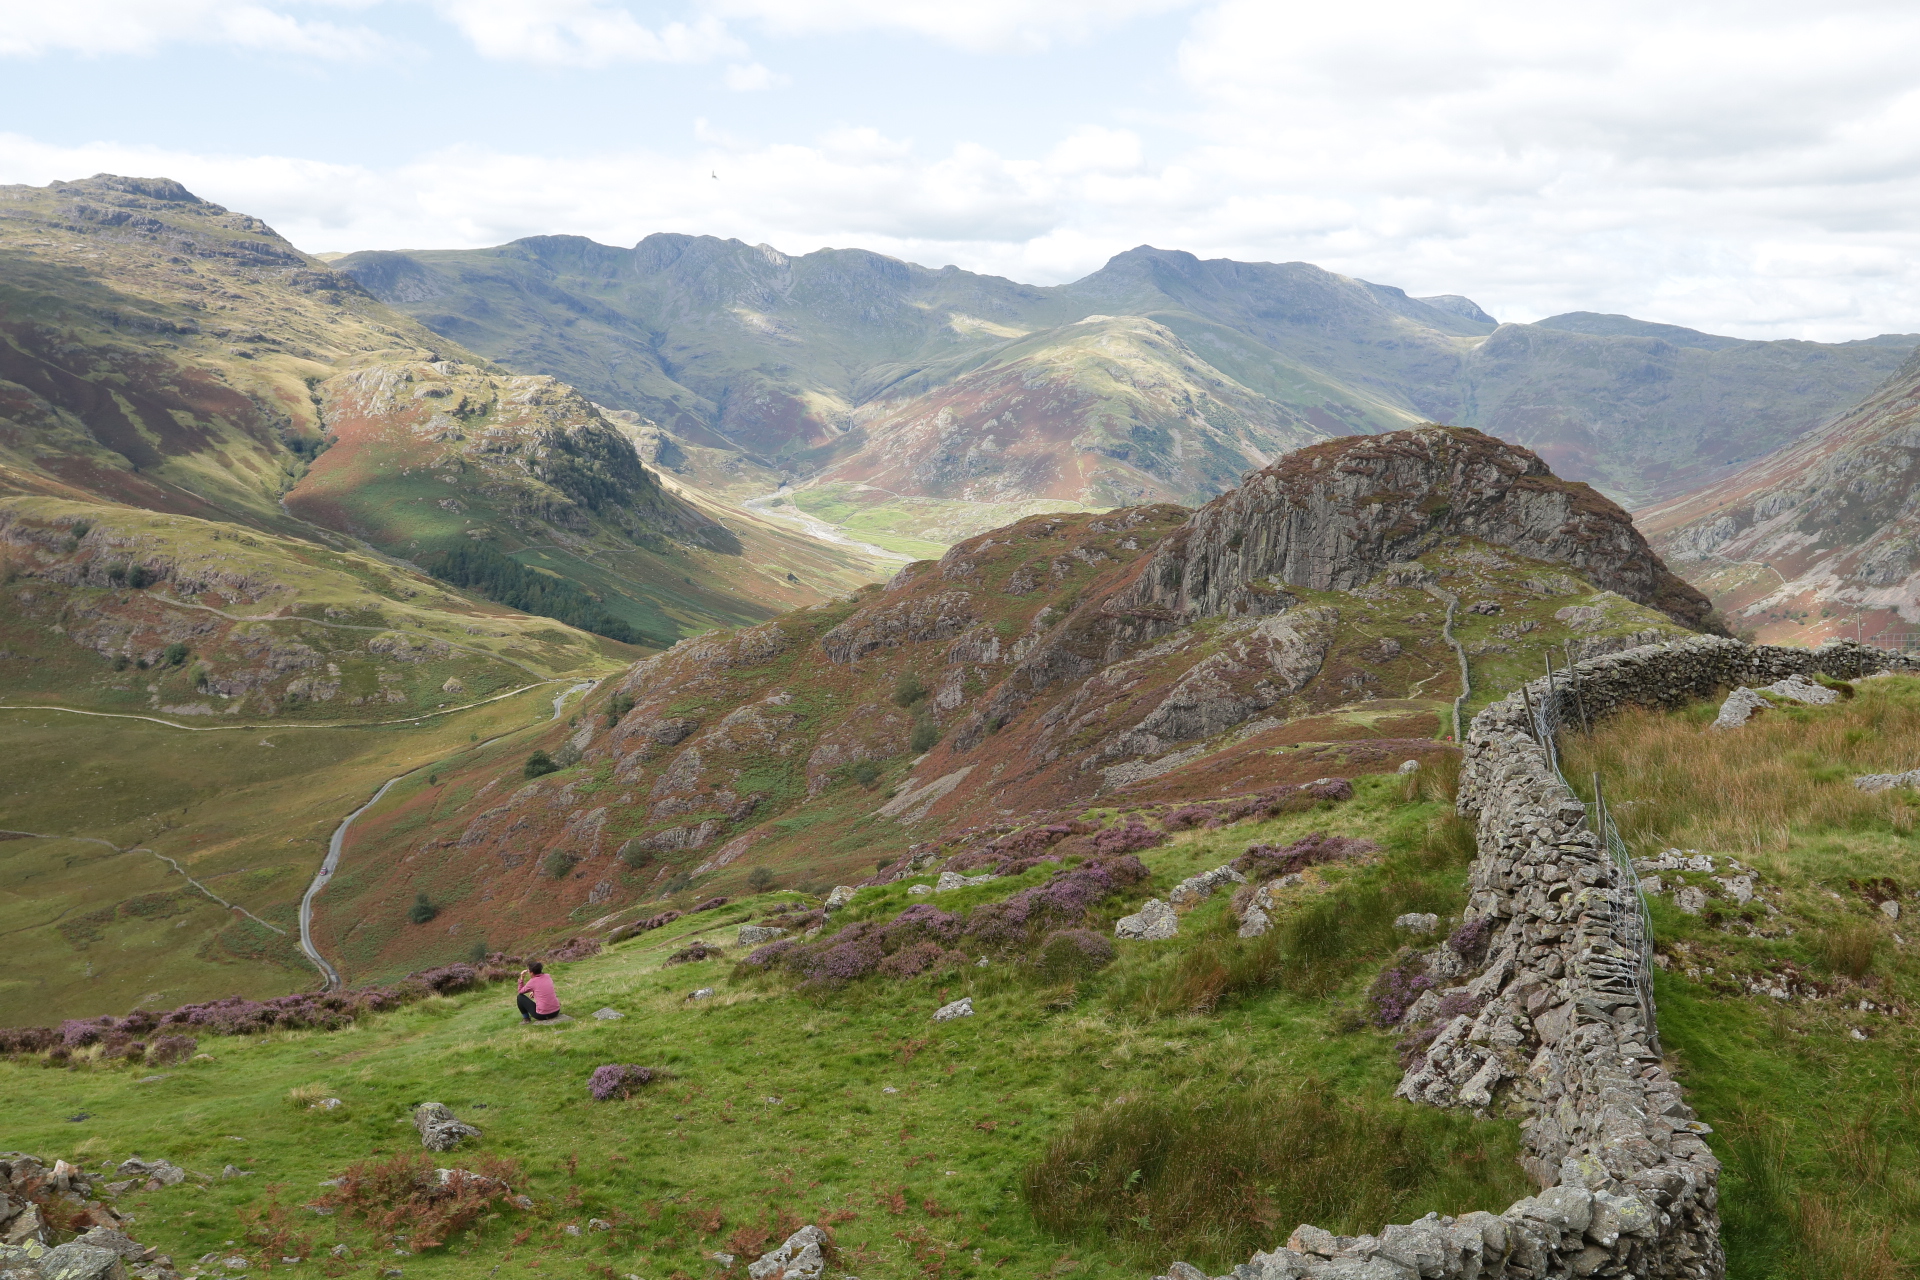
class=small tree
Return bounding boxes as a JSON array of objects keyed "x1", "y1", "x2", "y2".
[
  {"x1": 408, "y1": 893, "x2": 438, "y2": 924},
  {"x1": 746, "y1": 866, "x2": 776, "y2": 892},
  {"x1": 161, "y1": 642, "x2": 188, "y2": 667},
  {"x1": 524, "y1": 750, "x2": 559, "y2": 779},
  {"x1": 466, "y1": 937, "x2": 487, "y2": 964},
  {"x1": 892, "y1": 672, "x2": 928, "y2": 708},
  {"x1": 850, "y1": 760, "x2": 881, "y2": 788},
  {"x1": 910, "y1": 718, "x2": 939, "y2": 754},
  {"x1": 128, "y1": 564, "x2": 155, "y2": 589},
  {"x1": 543, "y1": 850, "x2": 579, "y2": 879},
  {"x1": 607, "y1": 692, "x2": 635, "y2": 727},
  {"x1": 617, "y1": 839, "x2": 653, "y2": 870}
]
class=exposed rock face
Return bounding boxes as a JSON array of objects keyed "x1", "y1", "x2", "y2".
[
  {"x1": 0, "y1": 1154, "x2": 181, "y2": 1280},
  {"x1": 412, "y1": 1102, "x2": 481, "y2": 1152},
  {"x1": 1644, "y1": 349, "x2": 1920, "y2": 644},
  {"x1": 1122, "y1": 426, "x2": 1713, "y2": 629}
]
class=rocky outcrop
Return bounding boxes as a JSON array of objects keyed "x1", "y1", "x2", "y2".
[
  {"x1": 1121, "y1": 427, "x2": 1713, "y2": 629},
  {"x1": 1190, "y1": 637, "x2": 1913, "y2": 1280},
  {"x1": 0, "y1": 1154, "x2": 182, "y2": 1280},
  {"x1": 412, "y1": 1102, "x2": 481, "y2": 1152}
]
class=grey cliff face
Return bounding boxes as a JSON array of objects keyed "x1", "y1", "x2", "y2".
[{"x1": 1123, "y1": 426, "x2": 1713, "y2": 629}]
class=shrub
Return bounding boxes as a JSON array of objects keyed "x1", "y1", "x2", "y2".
[
  {"x1": 616, "y1": 839, "x2": 653, "y2": 870},
  {"x1": 313, "y1": 1152, "x2": 527, "y2": 1249},
  {"x1": 1021, "y1": 1079, "x2": 1529, "y2": 1270},
  {"x1": 1160, "y1": 806, "x2": 1216, "y2": 832},
  {"x1": 589, "y1": 1064, "x2": 661, "y2": 1101},
  {"x1": 1091, "y1": 819, "x2": 1166, "y2": 855},
  {"x1": 1233, "y1": 831, "x2": 1379, "y2": 878},
  {"x1": 161, "y1": 642, "x2": 188, "y2": 666},
  {"x1": 910, "y1": 718, "x2": 939, "y2": 754},
  {"x1": 607, "y1": 692, "x2": 636, "y2": 725},
  {"x1": 523, "y1": 750, "x2": 559, "y2": 779},
  {"x1": 547, "y1": 937, "x2": 600, "y2": 962},
  {"x1": 668, "y1": 941, "x2": 722, "y2": 965},
  {"x1": 850, "y1": 760, "x2": 881, "y2": 788},
  {"x1": 541, "y1": 850, "x2": 578, "y2": 879},
  {"x1": 892, "y1": 673, "x2": 928, "y2": 708},
  {"x1": 128, "y1": 564, "x2": 154, "y2": 589},
  {"x1": 408, "y1": 893, "x2": 438, "y2": 924},
  {"x1": 747, "y1": 866, "x2": 776, "y2": 891},
  {"x1": 1036, "y1": 929, "x2": 1116, "y2": 983}
]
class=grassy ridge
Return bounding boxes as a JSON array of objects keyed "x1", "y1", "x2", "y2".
[{"x1": 0, "y1": 772, "x2": 1531, "y2": 1279}]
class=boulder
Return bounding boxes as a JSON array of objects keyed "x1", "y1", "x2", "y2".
[
  {"x1": 411, "y1": 1103, "x2": 480, "y2": 1153},
  {"x1": 823, "y1": 886, "x2": 857, "y2": 911},
  {"x1": 738, "y1": 925, "x2": 786, "y2": 947},
  {"x1": 1673, "y1": 885, "x2": 1708, "y2": 915},
  {"x1": 1855, "y1": 768, "x2": 1920, "y2": 792},
  {"x1": 591, "y1": 1008, "x2": 624, "y2": 1020},
  {"x1": 747, "y1": 1224, "x2": 828, "y2": 1280},
  {"x1": 1710, "y1": 686, "x2": 1767, "y2": 729},
  {"x1": 934, "y1": 871, "x2": 996, "y2": 892},
  {"x1": 931, "y1": 998, "x2": 974, "y2": 1022},
  {"x1": 1168, "y1": 865, "x2": 1246, "y2": 906},
  {"x1": 1393, "y1": 912, "x2": 1439, "y2": 934},
  {"x1": 1397, "y1": 759, "x2": 1421, "y2": 774},
  {"x1": 1762, "y1": 673, "x2": 1838, "y2": 705},
  {"x1": 38, "y1": 1241, "x2": 124, "y2": 1280},
  {"x1": 1115, "y1": 899, "x2": 1178, "y2": 941}
]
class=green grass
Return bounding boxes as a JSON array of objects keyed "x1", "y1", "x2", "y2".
[
  {"x1": 0, "y1": 774, "x2": 1528, "y2": 1279},
  {"x1": 1561, "y1": 681, "x2": 1920, "y2": 1277}
]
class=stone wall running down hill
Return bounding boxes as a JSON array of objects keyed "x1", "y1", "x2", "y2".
[
  {"x1": 1198, "y1": 637, "x2": 1913, "y2": 1280},
  {"x1": 1122, "y1": 426, "x2": 1714, "y2": 631}
]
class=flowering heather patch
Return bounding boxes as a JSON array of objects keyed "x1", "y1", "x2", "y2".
[
  {"x1": 146, "y1": 1034, "x2": 198, "y2": 1064},
  {"x1": 944, "y1": 822, "x2": 1099, "y2": 874},
  {"x1": 588, "y1": 1063, "x2": 661, "y2": 1101},
  {"x1": 1367, "y1": 961, "x2": 1436, "y2": 1028},
  {"x1": 9, "y1": 961, "x2": 520, "y2": 1055},
  {"x1": 1446, "y1": 914, "x2": 1495, "y2": 963},
  {"x1": 768, "y1": 856, "x2": 1150, "y2": 988},
  {"x1": 1159, "y1": 805, "x2": 1217, "y2": 832},
  {"x1": 688, "y1": 896, "x2": 730, "y2": 914},
  {"x1": 1090, "y1": 820, "x2": 1166, "y2": 856},
  {"x1": 1395, "y1": 991, "x2": 1486, "y2": 1070},
  {"x1": 609, "y1": 909, "x2": 682, "y2": 942},
  {"x1": 1233, "y1": 831, "x2": 1380, "y2": 879}
]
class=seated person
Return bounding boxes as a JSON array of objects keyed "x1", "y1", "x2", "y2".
[{"x1": 516, "y1": 960, "x2": 562, "y2": 1022}]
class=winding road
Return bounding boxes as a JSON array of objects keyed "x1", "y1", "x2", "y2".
[{"x1": 294, "y1": 679, "x2": 597, "y2": 988}]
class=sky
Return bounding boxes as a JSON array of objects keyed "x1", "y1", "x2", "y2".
[{"x1": 4, "y1": 0, "x2": 1920, "y2": 341}]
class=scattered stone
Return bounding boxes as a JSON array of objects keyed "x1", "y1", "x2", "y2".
[
  {"x1": 1881, "y1": 900, "x2": 1902, "y2": 921},
  {"x1": 309, "y1": 1098, "x2": 342, "y2": 1111},
  {"x1": 220, "y1": 1166, "x2": 248, "y2": 1180},
  {"x1": 1237, "y1": 882, "x2": 1276, "y2": 938},
  {"x1": 747, "y1": 1225, "x2": 828, "y2": 1280},
  {"x1": 1114, "y1": 899, "x2": 1178, "y2": 941},
  {"x1": 592, "y1": 1008, "x2": 624, "y2": 1020},
  {"x1": 1763, "y1": 673, "x2": 1839, "y2": 705},
  {"x1": 1855, "y1": 768, "x2": 1920, "y2": 792},
  {"x1": 974, "y1": 956, "x2": 989, "y2": 967},
  {"x1": 115, "y1": 1159, "x2": 186, "y2": 1188},
  {"x1": 1167, "y1": 864, "x2": 1246, "y2": 906},
  {"x1": 563, "y1": 1225, "x2": 582, "y2": 1238},
  {"x1": 1674, "y1": 886, "x2": 1709, "y2": 915},
  {"x1": 40, "y1": 1241, "x2": 127, "y2": 1280},
  {"x1": 1711, "y1": 686, "x2": 1768, "y2": 729},
  {"x1": 1394, "y1": 912, "x2": 1440, "y2": 934},
  {"x1": 708, "y1": 1251, "x2": 737, "y2": 1267},
  {"x1": 931, "y1": 998, "x2": 974, "y2": 1022},
  {"x1": 906, "y1": 884, "x2": 932, "y2": 896},
  {"x1": 133, "y1": 1076, "x2": 169, "y2": 1085},
  {"x1": 1398, "y1": 758, "x2": 1422, "y2": 774},
  {"x1": 881, "y1": 1086, "x2": 898, "y2": 1094},
  {"x1": 411, "y1": 1103, "x2": 480, "y2": 1153},
  {"x1": 738, "y1": 924, "x2": 786, "y2": 947},
  {"x1": 587, "y1": 1219, "x2": 611, "y2": 1232},
  {"x1": 1715, "y1": 875, "x2": 1755, "y2": 906},
  {"x1": 934, "y1": 871, "x2": 996, "y2": 892},
  {"x1": 329, "y1": 1246, "x2": 352, "y2": 1260},
  {"x1": 687, "y1": 988, "x2": 715, "y2": 1001},
  {"x1": 824, "y1": 886, "x2": 857, "y2": 911}
]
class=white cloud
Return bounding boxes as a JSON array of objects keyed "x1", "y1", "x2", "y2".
[
  {"x1": 710, "y1": 0, "x2": 1193, "y2": 54},
  {"x1": 0, "y1": 0, "x2": 383, "y2": 58},
  {"x1": 429, "y1": 0, "x2": 742, "y2": 66},
  {"x1": 722, "y1": 60, "x2": 788, "y2": 90}
]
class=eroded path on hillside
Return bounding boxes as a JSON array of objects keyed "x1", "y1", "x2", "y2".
[{"x1": 296, "y1": 679, "x2": 596, "y2": 988}]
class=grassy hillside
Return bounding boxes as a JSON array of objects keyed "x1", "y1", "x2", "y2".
[
  {"x1": 0, "y1": 769, "x2": 1535, "y2": 1280},
  {"x1": 1562, "y1": 676, "x2": 1920, "y2": 1277}
]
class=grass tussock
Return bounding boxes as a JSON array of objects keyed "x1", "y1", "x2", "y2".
[
  {"x1": 1020, "y1": 1078, "x2": 1528, "y2": 1271},
  {"x1": 284, "y1": 1082, "x2": 330, "y2": 1108},
  {"x1": 1813, "y1": 922, "x2": 1881, "y2": 980},
  {"x1": 1560, "y1": 678, "x2": 1920, "y2": 853}
]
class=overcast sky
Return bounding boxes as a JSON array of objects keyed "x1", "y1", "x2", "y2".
[{"x1": 5, "y1": 0, "x2": 1920, "y2": 340}]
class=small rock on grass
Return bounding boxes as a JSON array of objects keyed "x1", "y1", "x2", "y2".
[
  {"x1": 687, "y1": 988, "x2": 715, "y2": 1001},
  {"x1": 932, "y1": 997, "x2": 974, "y2": 1022},
  {"x1": 592, "y1": 1008, "x2": 624, "y2": 1020}
]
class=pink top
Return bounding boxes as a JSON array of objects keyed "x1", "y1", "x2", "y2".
[{"x1": 519, "y1": 973, "x2": 559, "y2": 1015}]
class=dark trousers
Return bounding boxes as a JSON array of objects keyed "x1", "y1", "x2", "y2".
[{"x1": 517, "y1": 992, "x2": 561, "y2": 1021}]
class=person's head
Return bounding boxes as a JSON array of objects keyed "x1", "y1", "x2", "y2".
[{"x1": 528, "y1": 960, "x2": 544, "y2": 976}]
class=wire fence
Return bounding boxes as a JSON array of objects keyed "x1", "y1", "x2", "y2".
[{"x1": 1523, "y1": 653, "x2": 1661, "y2": 1055}]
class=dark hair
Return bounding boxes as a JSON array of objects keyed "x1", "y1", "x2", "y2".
[{"x1": 528, "y1": 960, "x2": 544, "y2": 975}]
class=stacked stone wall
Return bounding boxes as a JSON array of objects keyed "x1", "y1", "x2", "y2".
[{"x1": 1189, "y1": 637, "x2": 1915, "y2": 1280}]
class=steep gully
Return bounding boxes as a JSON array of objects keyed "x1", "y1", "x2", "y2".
[{"x1": 296, "y1": 680, "x2": 596, "y2": 988}]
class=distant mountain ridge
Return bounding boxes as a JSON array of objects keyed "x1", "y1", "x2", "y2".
[{"x1": 335, "y1": 236, "x2": 1917, "y2": 521}]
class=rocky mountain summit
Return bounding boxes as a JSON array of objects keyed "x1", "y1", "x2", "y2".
[{"x1": 1642, "y1": 348, "x2": 1920, "y2": 645}]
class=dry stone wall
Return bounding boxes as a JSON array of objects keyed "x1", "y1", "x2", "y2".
[{"x1": 1186, "y1": 637, "x2": 1914, "y2": 1280}]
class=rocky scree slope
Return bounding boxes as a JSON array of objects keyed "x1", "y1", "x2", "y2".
[
  {"x1": 339, "y1": 235, "x2": 1914, "y2": 520},
  {"x1": 1641, "y1": 348, "x2": 1920, "y2": 646},
  {"x1": 317, "y1": 428, "x2": 1703, "y2": 973}
]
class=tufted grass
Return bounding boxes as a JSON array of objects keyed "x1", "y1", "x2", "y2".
[{"x1": 1563, "y1": 678, "x2": 1920, "y2": 1277}]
